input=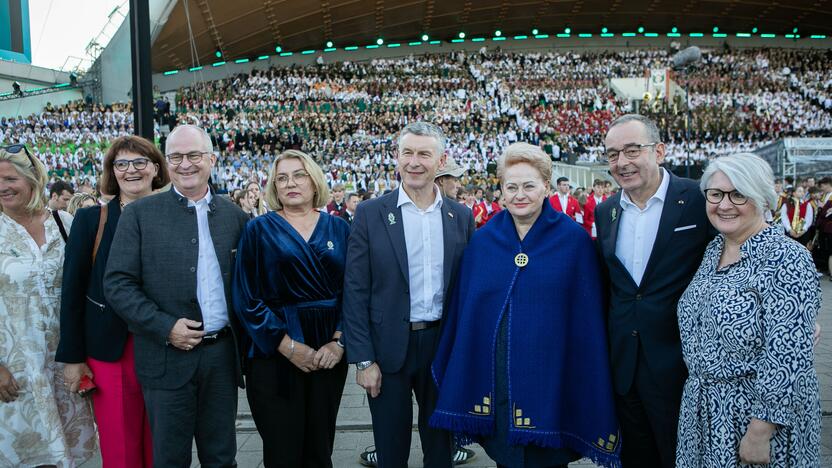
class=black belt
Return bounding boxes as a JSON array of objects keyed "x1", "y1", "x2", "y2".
[
  {"x1": 410, "y1": 320, "x2": 440, "y2": 331},
  {"x1": 200, "y1": 327, "x2": 231, "y2": 346}
]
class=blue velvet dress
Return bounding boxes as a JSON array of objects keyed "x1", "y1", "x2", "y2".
[{"x1": 232, "y1": 211, "x2": 350, "y2": 358}]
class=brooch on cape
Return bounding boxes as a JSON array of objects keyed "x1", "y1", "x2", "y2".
[
  {"x1": 327, "y1": 241, "x2": 334, "y2": 250},
  {"x1": 611, "y1": 207, "x2": 618, "y2": 222},
  {"x1": 514, "y1": 253, "x2": 529, "y2": 267},
  {"x1": 388, "y1": 213, "x2": 396, "y2": 225}
]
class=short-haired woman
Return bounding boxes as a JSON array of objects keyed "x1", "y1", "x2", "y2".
[
  {"x1": 676, "y1": 153, "x2": 821, "y2": 466},
  {"x1": 233, "y1": 149, "x2": 349, "y2": 467},
  {"x1": 431, "y1": 143, "x2": 621, "y2": 468},
  {"x1": 0, "y1": 144, "x2": 96, "y2": 466},
  {"x1": 56, "y1": 135, "x2": 169, "y2": 467},
  {"x1": 66, "y1": 192, "x2": 98, "y2": 215}
]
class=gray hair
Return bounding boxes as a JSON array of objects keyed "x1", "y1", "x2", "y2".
[
  {"x1": 607, "y1": 114, "x2": 662, "y2": 143},
  {"x1": 167, "y1": 124, "x2": 214, "y2": 154},
  {"x1": 398, "y1": 121, "x2": 447, "y2": 155},
  {"x1": 700, "y1": 153, "x2": 778, "y2": 216}
]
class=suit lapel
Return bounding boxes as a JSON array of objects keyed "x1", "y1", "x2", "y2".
[
  {"x1": 382, "y1": 190, "x2": 409, "y2": 283},
  {"x1": 602, "y1": 193, "x2": 622, "y2": 262},
  {"x1": 441, "y1": 199, "x2": 457, "y2": 293},
  {"x1": 640, "y1": 174, "x2": 688, "y2": 286}
]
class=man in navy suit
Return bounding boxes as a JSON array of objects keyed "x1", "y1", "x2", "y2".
[
  {"x1": 594, "y1": 114, "x2": 714, "y2": 467},
  {"x1": 343, "y1": 122, "x2": 475, "y2": 468}
]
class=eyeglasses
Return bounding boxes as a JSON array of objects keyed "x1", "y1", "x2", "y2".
[
  {"x1": 601, "y1": 143, "x2": 657, "y2": 164},
  {"x1": 2, "y1": 144, "x2": 37, "y2": 167},
  {"x1": 113, "y1": 158, "x2": 151, "y2": 172},
  {"x1": 704, "y1": 189, "x2": 749, "y2": 205},
  {"x1": 166, "y1": 152, "x2": 207, "y2": 166},
  {"x1": 275, "y1": 171, "x2": 311, "y2": 187}
]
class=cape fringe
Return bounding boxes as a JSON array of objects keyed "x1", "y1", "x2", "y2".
[
  {"x1": 429, "y1": 411, "x2": 493, "y2": 437},
  {"x1": 508, "y1": 430, "x2": 622, "y2": 468}
]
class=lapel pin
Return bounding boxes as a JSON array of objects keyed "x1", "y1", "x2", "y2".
[
  {"x1": 388, "y1": 212, "x2": 396, "y2": 225},
  {"x1": 611, "y1": 207, "x2": 618, "y2": 222},
  {"x1": 327, "y1": 241, "x2": 335, "y2": 250},
  {"x1": 448, "y1": 211, "x2": 454, "y2": 218},
  {"x1": 678, "y1": 200, "x2": 685, "y2": 205}
]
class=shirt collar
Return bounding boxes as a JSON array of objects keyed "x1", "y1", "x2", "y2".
[
  {"x1": 173, "y1": 185, "x2": 213, "y2": 207},
  {"x1": 620, "y1": 168, "x2": 670, "y2": 211},
  {"x1": 397, "y1": 185, "x2": 444, "y2": 211}
]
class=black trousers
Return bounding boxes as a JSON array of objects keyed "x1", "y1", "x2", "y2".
[
  {"x1": 367, "y1": 326, "x2": 452, "y2": 468},
  {"x1": 142, "y1": 334, "x2": 238, "y2": 468},
  {"x1": 246, "y1": 355, "x2": 348, "y2": 468},
  {"x1": 615, "y1": 345, "x2": 683, "y2": 468}
]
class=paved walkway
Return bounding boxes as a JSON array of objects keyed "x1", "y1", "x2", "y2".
[{"x1": 83, "y1": 278, "x2": 832, "y2": 467}]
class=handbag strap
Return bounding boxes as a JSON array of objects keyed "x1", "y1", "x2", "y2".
[
  {"x1": 92, "y1": 204, "x2": 108, "y2": 264},
  {"x1": 52, "y1": 209, "x2": 68, "y2": 242}
]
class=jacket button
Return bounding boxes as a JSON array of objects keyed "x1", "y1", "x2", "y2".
[
  {"x1": 635, "y1": 294, "x2": 642, "y2": 300},
  {"x1": 190, "y1": 267, "x2": 196, "y2": 273},
  {"x1": 191, "y1": 238, "x2": 197, "y2": 244},
  {"x1": 631, "y1": 330, "x2": 639, "y2": 337}
]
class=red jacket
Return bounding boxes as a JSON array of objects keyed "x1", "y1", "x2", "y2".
[
  {"x1": 582, "y1": 192, "x2": 607, "y2": 238},
  {"x1": 549, "y1": 194, "x2": 580, "y2": 222}
]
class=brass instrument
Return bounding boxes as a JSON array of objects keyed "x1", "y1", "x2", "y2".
[{"x1": 791, "y1": 197, "x2": 806, "y2": 235}]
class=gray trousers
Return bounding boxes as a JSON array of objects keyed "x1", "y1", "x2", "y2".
[{"x1": 142, "y1": 335, "x2": 238, "y2": 468}]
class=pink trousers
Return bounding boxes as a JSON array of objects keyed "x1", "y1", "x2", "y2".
[{"x1": 87, "y1": 334, "x2": 153, "y2": 468}]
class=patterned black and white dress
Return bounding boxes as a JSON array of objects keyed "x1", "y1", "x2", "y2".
[{"x1": 676, "y1": 225, "x2": 821, "y2": 467}]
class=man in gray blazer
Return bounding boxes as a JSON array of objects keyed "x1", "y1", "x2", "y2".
[
  {"x1": 343, "y1": 122, "x2": 475, "y2": 467},
  {"x1": 105, "y1": 125, "x2": 249, "y2": 467}
]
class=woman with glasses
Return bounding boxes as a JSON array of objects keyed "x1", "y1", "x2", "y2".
[
  {"x1": 56, "y1": 136, "x2": 169, "y2": 467},
  {"x1": 676, "y1": 153, "x2": 820, "y2": 467},
  {"x1": 232, "y1": 149, "x2": 349, "y2": 467},
  {"x1": 0, "y1": 144, "x2": 96, "y2": 466}
]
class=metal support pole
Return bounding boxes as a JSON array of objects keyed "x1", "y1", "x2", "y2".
[{"x1": 129, "y1": 0, "x2": 154, "y2": 141}]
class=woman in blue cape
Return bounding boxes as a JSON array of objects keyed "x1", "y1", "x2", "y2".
[
  {"x1": 430, "y1": 143, "x2": 621, "y2": 468},
  {"x1": 233, "y1": 150, "x2": 349, "y2": 467}
]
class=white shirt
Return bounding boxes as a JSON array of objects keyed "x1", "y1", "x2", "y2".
[
  {"x1": 557, "y1": 193, "x2": 569, "y2": 212},
  {"x1": 398, "y1": 186, "x2": 445, "y2": 322},
  {"x1": 175, "y1": 187, "x2": 229, "y2": 333},
  {"x1": 615, "y1": 168, "x2": 670, "y2": 286}
]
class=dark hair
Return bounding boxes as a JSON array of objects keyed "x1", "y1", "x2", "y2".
[
  {"x1": 100, "y1": 136, "x2": 170, "y2": 197},
  {"x1": 818, "y1": 177, "x2": 832, "y2": 186},
  {"x1": 556, "y1": 177, "x2": 569, "y2": 184},
  {"x1": 346, "y1": 192, "x2": 360, "y2": 201},
  {"x1": 593, "y1": 178, "x2": 605, "y2": 187},
  {"x1": 49, "y1": 180, "x2": 75, "y2": 198}
]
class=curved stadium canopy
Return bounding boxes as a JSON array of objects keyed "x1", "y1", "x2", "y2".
[{"x1": 151, "y1": 0, "x2": 832, "y2": 72}]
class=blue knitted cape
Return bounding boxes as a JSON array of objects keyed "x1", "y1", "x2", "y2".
[{"x1": 430, "y1": 201, "x2": 622, "y2": 468}]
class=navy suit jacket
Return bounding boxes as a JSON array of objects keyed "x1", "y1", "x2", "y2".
[
  {"x1": 342, "y1": 188, "x2": 475, "y2": 374},
  {"x1": 56, "y1": 198, "x2": 126, "y2": 363},
  {"x1": 595, "y1": 173, "x2": 715, "y2": 396}
]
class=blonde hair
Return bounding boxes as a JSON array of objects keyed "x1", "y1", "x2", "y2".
[
  {"x1": 497, "y1": 143, "x2": 553, "y2": 183},
  {"x1": 67, "y1": 192, "x2": 98, "y2": 215},
  {"x1": 264, "y1": 150, "x2": 330, "y2": 210},
  {"x1": 0, "y1": 148, "x2": 48, "y2": 214}
]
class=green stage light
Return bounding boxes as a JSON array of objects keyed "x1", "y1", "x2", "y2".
[
  {"x1": 532, "y1": 28, "x2": 539, "y2": 35},
  {"x1": 458, "y1": 32, "x2": 465, "y2": 39},
  {"x1": 793, "y1": 27, "x2": 799, "y2": 34},
  {"x1": 275, "y1": 46, "x2": 282, "y2": 53},
  {"x1": 235, "y1": 58, "x2": 249, "y2": 63},
  {"x1": 564, "y1": 27, "x2": 571, "y2": 34},
  {"x1": 215, "y1": 49, "x2": 222, "y2": 58},
  {"x1": 672, "y1": 27, "x2": 678, "y2": 33},
  {"x1": 713, "y1": 26, "x2": 719, "y2": 33},
  {"x1": 638, "y1": 26, "x2": 644, "y2": 33},
  {"x1": 602, "y1": 27, "x2": 608, "y2": 33},
  {"x1": 376, "y1": 38, "x2": 384, "y2": 45},
  {"x1": 421, "y1": 34, "x2": 429, "y2": 41},
  {"x1": 326, "y1": 41, "x2": 333, "y2": 48},
  {"x1": 752, "y1": 27, "x2": 758, "y2": 33},
  {"x1": 495, "y1": 30, "x2": 502, "y2": 37}
]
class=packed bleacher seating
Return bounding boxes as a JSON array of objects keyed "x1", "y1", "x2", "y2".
[{"x1": 2, "y1": 47, "x2": 830, "y2": 193}]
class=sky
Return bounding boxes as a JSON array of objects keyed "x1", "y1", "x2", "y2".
[{"x1": 28, "y1": 0, "x2": 126, "y2": 71}]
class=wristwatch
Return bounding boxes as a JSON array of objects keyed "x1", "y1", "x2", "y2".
[{"x1": 356, "y1": 360, "x2": 374, "y2": 371}]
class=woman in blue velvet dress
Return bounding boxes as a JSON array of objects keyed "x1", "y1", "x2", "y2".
[{"x1": 233, "y1": 150, "x2": 350, "y2": 468}]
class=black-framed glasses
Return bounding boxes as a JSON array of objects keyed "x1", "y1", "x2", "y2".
[
  {"x1": 166, "y1": 151, "x2": 207, "y2": 166},
  {"x1": 601, "y1": 143, "x2": 657, "y2": 164},
  {"x1": 2, "y1": 144, "x2": 37, "y2": 167},
  {"x1": 704, "y1": 188, "x2": 749, "y2": 205},
  {"x1": 113, "y1": 158, "x2": 151, "y2": 172}
]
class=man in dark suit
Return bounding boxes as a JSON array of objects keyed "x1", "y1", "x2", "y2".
[
  {"x1": 105, "y1": 124, "x2": 249, "y2": 468},
  {"x1": 343, "y1": 122, "x2": 475, "y2": 468},
  {"x1": 594, "y1": 114, "x2": 714, "y2": 467},
  {"x1": 341, "y1": 191, "x2": 359, "y2": 225}
]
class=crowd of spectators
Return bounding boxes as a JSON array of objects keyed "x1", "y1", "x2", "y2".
[{"x1": 1, "y1": 46, "x2": 830, "y2": 194}]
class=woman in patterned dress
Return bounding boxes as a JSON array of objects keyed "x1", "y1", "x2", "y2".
[
  {"x1": 676, "y1": 152, "x2": 821, "y2": 467},
  {"x1": 0, "y1": 145, "x2": 96, "y2": 467}
]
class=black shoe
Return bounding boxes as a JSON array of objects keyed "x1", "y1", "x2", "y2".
[
  {"x1": 359, "y1": 446, "x2": 377, "y2": 467},
  {"x1": 359, "y1": 445, "x2": 476, "y2": 466},
  {"x1": 453, "y1": 446, "x2": 476, "y2": 465}
]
